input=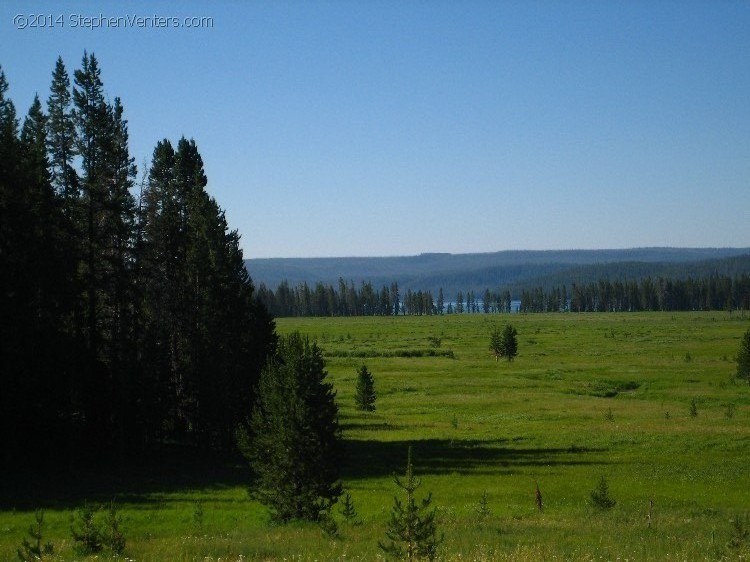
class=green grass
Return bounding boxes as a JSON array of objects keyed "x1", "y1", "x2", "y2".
[{"x1": 3, "y1": 312, "x2": 750, "y2": 560}]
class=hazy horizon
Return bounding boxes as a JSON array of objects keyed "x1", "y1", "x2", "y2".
[{"x1": 247, "y1": 245, "x2": 750, "y2": 261}]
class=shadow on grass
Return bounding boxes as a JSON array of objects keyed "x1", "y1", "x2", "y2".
[
  {"x1": 343, "y1": 438, "x2": 608, "y2": 480},
  {"x1": 1, "y1": 440, "x2": 608, "y2": 510},
  {"x1": 0, "y1": 447, "x2": 252, "y2": 510}
]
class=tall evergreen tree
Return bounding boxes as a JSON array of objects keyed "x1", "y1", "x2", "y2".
[
  {"x1": 139, "y1": 137, "x2": 275, "y2": 448},
  {"x1": 1, "y1": 73, "x2": 76, "y2": 467},
  {"x1": 47, "y1": 57, "x2": 79, "y2": 209},
  {"x1": 240, "y1": 332, "x2": 342, "y2": 522}
]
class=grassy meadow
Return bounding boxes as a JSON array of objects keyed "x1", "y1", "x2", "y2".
[{"x1": 3, "y1": 312, "x2": 750, "y2": 561}]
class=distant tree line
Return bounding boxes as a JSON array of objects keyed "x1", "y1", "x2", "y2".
[
  {"x1": 0, "y1": 54, "x2": 275, "y2": 470},
  {"x1": 519, "y1": 275, "x2": 750, "y2": 313},
  {"x1": 258, "y1": 275, "x2": 750, "y2": 317}
]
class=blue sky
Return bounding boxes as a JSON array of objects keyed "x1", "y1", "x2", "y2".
[{"x1": 1, "y1": 1, "x2": 748, "y2": 258}]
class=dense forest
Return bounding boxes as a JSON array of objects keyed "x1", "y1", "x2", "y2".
[
  {"x1": 0, "y1": 54, "x2": 275, "y2": 470},
  {"x1": 257, "y1": 274, "x2": 750, "y2": 317},
  {"x1": 246, "y1": 249, "x2": 750, "y2": 297}
]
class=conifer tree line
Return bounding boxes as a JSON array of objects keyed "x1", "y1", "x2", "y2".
[
  {"x1": 0, "y1": 54, "x2": 275, "y2": 469},
  {"x1": 257, "y1": 274, "x2": 750, "y2": 317}
]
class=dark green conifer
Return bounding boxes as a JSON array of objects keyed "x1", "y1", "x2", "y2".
[
  {"x1": 354, "y1": 364, "x2": 377, "y2": 411},
  {"x1": 240, "y1": 332, "x2": 342, "y2": 522}
]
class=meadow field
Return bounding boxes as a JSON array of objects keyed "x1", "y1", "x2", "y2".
[{"x1": 3, "y1": 312, "x2": 750, "y2": 561}]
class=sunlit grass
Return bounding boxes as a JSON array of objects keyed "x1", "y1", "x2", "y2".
[{"x1": 2, "y1": 312, "x2": 750, "y2": 560}]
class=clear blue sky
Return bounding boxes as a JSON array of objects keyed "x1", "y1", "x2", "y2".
[{"x1": 1, "y1": 1, "x2": 748, "y2": 258}]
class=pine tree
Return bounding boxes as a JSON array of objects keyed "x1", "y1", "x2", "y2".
[
  {"x1": 339, "y1": 492, "x2": 359, "y2": 523},
  {"x1": 354, "y1": 364, "x2": 377, "y2": 411},
  {"x1": 379, "y1": 447, "x2": 442, "y2": 561},
  {"x1": 500, "y1": 324, "x2": 519, "y2": 361},
  {"x1": 139, "y1": 137, "x2": 275, "y2": 448},
  {"x1": 589, "y1": 475, "x2": 616, "y2": 510},
  {"x1": 737, "y1": 328, "x2": 750, "y2": 382},
  {"x1": 17, "y1": 510, "x2": 53, "y2": 562},
  {"x1": 489, "y1": 327, "x2": 503, "y2": 362},
  {"x1": 240, "y1": 332, "x2": 342, "y2": 522},
  {"x1": 47, "y1": 57, "x2": 78, "y2": 209}
]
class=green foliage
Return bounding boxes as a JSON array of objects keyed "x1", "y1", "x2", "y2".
[
  {"x1": 589, "y1": 475, "x2": 616, "y2": 511},
  {"x1": 17, "y1": 510, "x2": 53, "y2": 562},
  {"x1": 689, "y1": 397, "x2": 698, "y2": 418},
  {"x1": 489, "y1": 327, "x2": 503, "y2": 361},
  {"x1": 727, "y1": 513, "x2": 749, "y2": 550},
  {"x1": 71, "y1": 502, "x2": 103, "y2": 555},
  {"x1": 500, "y1": 324, "x2": 519, "y2": 361},
  {"x1": 737, "y1": 328, "x2": 750, "y2": 382},
  {"x1": 474, "y1": 491, "x2": 491, "y2": 524},
  {"x1": 240, "y1": 332, "x2": 342, "y2": 522},
  {"x1": 379, "y1": 447, "x2": 443, "y2": 561},
  {"x1": 193, "y1": 500, "x2": 204, "y2": 531},
  {"x1": 354, "y1": 364, "x2": 377, "y2": 411},
  {"x1": 104, "y1": 500, "x2": 126, "y2": 555},
  {"x1": 319, "y1": 512, "x2": 339, "y2": 538},
  {"x1": 339, "y1": 492, "x2": 359, "y2": 524},
  {"x1": 2, "y1": 312, "x2": 750, "y2": 560}
]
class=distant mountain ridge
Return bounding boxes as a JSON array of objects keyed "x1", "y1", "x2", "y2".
[{"x1": 245, "y1": 248, "x2": 750, "y2": 297}]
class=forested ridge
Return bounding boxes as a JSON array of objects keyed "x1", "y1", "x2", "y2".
[
  {"x1": 246, "y1": 248, "x2": 750, "y2": 297},
  {"x1": 0, "y1": 54, "x2": 275, "y2": 470},
  {"x1": 256, "y1": 258, "x2": 750, "y2": 317}
]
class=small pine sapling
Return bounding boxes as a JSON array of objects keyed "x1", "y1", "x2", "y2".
[
  {"x1": 689, "y1": 398, "x2": 698, "y2": 418},
  {"x1": 71, "y1": 502, "x2": 103, "y2": 555},
  {"x1": 379, "y1": 447, "x2": 443, "y2": 561},
  {"x1": 193, "y1": 500, "x2": 204, "y2": 532},
  {"x1": 589, "y1": 475, "x2": 616, "y2": 511},
  {"x1": 17, "y1": 510, "x2": 53, "y2": 562},
  {"x1": 474, "y1": 491, "x2": 491, "y2": 524},
  {"x1": 354, "y1": 365, "x2": 377, "y2": 411},
  {"x1": 339, "y1": 492, "x2": 359, "y2": 524},
  {"x1": 104, "y1": 500, "x2": 125, "y2": 555},
  {"x1": 319, "y1": 512, "x2": 339, "y2": 538}
]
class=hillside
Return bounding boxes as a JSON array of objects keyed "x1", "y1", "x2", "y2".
[{"x1": 245, "y1": 247, "x2": 750, "y2": 297}]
